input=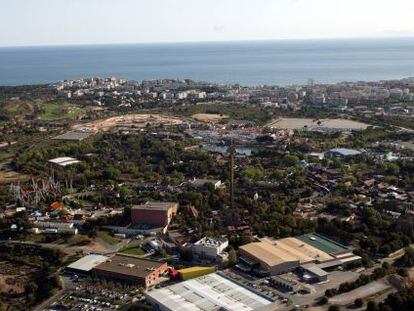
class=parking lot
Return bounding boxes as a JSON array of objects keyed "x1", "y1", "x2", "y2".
[{"x1": 44, "y1": 276, "x2": 143, "y2": 311}]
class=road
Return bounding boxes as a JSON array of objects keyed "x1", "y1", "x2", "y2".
[
  {"x1": 32, "y1": 276, "x2": 75, "y2": 311},
  {"x1": 291, "y1": 270, "x2": 360, "y2": 307}
]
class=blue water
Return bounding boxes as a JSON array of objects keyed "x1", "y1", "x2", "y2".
[{"x1": 1, "y1": 38, "x2": 414, "y2": 86}]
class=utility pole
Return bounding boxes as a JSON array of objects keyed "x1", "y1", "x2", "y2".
[
  {"x1": 227, "y1": 139, "x2": 240, "y2": 225},
  {"x1": 229, "y1": 139, "x2": 235, "y2": 212}
]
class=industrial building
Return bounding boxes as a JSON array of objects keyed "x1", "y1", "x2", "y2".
[
  {"x1": 239, "y1": 237, "x2": 333, "y2": 275},
  {"x1": 92, "y1": 254, "x2": 168, "y2": 287},
  {"x1": 52, "y1": 130, "x2": 95, "y2": 141},
  {"x1": 66, "y1": 254, "x2": 109, "y2": 275},
  {"x1": 145, "y1": 272, "x2": 274, "y2": 311},
  {"x1": 177, "y1": 266, "x2": 216, "y2": 280},
  {"x1": 32, "y1": 221, "x2": 78, "y2": 235},
  {"x1": 326, "y1": 148, "x2": 362, "y2": 159},
  {"x1": 238, "y1": 234, "x2": 360, "y2": 280},
  {"x1": 189, "y1": 178, "x2": 222, "y2": 190},
  {"x1": 48, "y1": 156, "x2": 81, "y2": 168},
  {"x1": 131, "y1": 202, "x2": 178, "y2": 232},
  {"x1": 192, "y1": 236, "x2": 229, "y2": 261}
]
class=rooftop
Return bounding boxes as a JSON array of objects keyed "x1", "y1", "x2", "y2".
[
  {"x1": 53, "y1": 130, "x2": 95, "y2": 141},
  {"x1": 132, "y1": 201, "x2": 178, "y2": 211},
  {"x1": 296, "y1": 233, "x2": 349, "y2": 255},
  {"x1": 301, "y1": 263, "x2": 329, "y2": 277},
  {"x1": 328, "y1": 148, "x2": 362, "y2": 156},
  {"x1": 146, "y1": 272, "x2": 273, "y2": 311},
  {"x1": 195, "y1": 236, "x2": 228, "y2": 248},
  {"x1": 93, "y1": 254, "x2": 165, "y2": 279},
  {"x1": 48, "y1": 156, "x2": 81, "y2": 167},
  {"x1": 239, "y1": 237, "x2": 334, "y2": 268},
  {"x1": 190, "y1": 178, "x2": 221, "y2": 186},
  {"x1": 67, "y1": 254, "x2": 109, "y2": 272}
]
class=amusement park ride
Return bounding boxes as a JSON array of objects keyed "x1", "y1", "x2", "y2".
[{"x1": 9, "y1": 173, "x2": 62, "y2": 207}]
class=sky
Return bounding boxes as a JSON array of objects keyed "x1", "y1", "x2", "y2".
[{"x1": 1, "y1": 0, "x2": 414, "y2": 47}]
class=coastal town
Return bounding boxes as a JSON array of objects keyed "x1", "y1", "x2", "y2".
[{"x1": 1, "y1": 76, "x2": 414, "y2": 311}]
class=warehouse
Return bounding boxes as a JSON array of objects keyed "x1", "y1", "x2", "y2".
[
  {"x1": 32, "y1": 221, "x2": 78, "y2": 235},
  {"x1": 53, "y1": 130, "x2": 95, "y2": 141},
  {"x1": 177, "y1": 266, "x2": 216, "y2": 280},
  {"x1": 239, "y1": 234, "x2": 361, "y2": 279},
  {"x1": 66, "y1": 254, "x2": 109, "y2": 275},
  {"x1": 92, "y1": 254, "x2": 168, "y2": 287},
  {"x1": 48, "y1": 156, "x2": 81, "y2": 168},
  {"x1": 326, "y1": 148, "x2": 362, "y2": 159},
  {"x1": 239, "y1": 237, "x2": 334, "y2": 275},
  {"x1": 296, "y1": 233, "x2": 350, "y2": 255},
  {"x1": 145, "y1": 272, "x2": 273, "y2": 311}
]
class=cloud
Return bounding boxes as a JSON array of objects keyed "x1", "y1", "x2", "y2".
[
  {"x1": 374, "y1": 29, "x2": 414, "y2": 37},
  {"x1": 213, "y1": 25, "x2": 225, "y2": 32}
]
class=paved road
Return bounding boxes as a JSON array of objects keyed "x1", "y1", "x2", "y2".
[
  {"x1": 291, "y1": 270, "x2": 360, "y2": 306},
  {"x1": 32, "y1": 276, "x2": 75, "y2": 311}
]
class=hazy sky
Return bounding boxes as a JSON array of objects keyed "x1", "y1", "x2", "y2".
[{"x1": 1, "y1": 0, "x2": 414, "y2": 46}]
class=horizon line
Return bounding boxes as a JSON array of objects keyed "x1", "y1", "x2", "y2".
[{"x1": 1, "y1": 35, "x2": 414, "y2": 49}]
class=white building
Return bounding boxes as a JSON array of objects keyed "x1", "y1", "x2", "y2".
[
  {"x1": 66, "y1": 254, "x2": 109, "y2": 275},
  {"x1": 192, "y1": 237, "x2": 228, "y2": 260},
  {"x1": 33, "y1": 221, "x2": 78, "y2": 235},
  {"x1": 48, "y1": 157, "x2": 81, "y2": 167},
  {"x1": 189, "y1": 178, "x2": 222, "y2": 190}
]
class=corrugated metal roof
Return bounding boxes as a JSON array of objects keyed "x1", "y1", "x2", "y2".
[
  {"x1": 67, "y1": 254, "x2": 109, "y2": 272},
  {"x1": 146, "y1": 272, "x2": 273, "y2": 311}
]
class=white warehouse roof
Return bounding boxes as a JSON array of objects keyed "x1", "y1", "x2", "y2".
[
  {"x1": 48, "y1": 157, "x2": 81, "y2": 167},
  {"x1": 67, "y1": 254, "x2": 109, "y2": 272},
  {"x1": 145, "y1": 272, "x2": 273, "y2": 311}
]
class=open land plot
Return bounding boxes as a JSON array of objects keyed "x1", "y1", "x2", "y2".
[
  {"x1": 191, "y1": 113, "x2": 229, "y2": 122},
  {"x1": 37, "y1": 102, "x2": 85, "y2": 121},
  {"x1": 329, "y1": 280, "x2": 391, "y2": 306},
  {"x1": 267, "y1": 118, "x2": 370, "y2": 131},
  {"x1": 0, "y1": 170, "x2": 30, "y2": 184},
  {"x1": 292, "y1": 270, "x2": 360, "y2": 306},
  {"x1": 0, "y1": 141, "x2": 17, "y2": 149},
  {"x1": 72, "y1": 114, "x2": 185, "y2": 132},
  {"x1": 119, "y1": 246, "x2": 146, "y2": 256},
  {"x1": 96, "y1": 231, "x2": 122, "y2": 245},
  {"x1": 0, "y1": 261, "x2": 38, "y2": 296}
]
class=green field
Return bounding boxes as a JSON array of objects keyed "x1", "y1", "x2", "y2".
[
  {"x1": 38, "y1": 102, "x2": 84, "y2": 121},
  {"x1": 119, "y1": 246, "x2": 146, "y2": 256},
  {"x1": 1, "y1": 100, "x2": 85, "y2": 121}
]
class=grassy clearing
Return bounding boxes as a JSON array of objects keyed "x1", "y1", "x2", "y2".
[
  {"x1": 3, "y1": 102, "x2": 22, "y2": 116},
  {"x1": 119, "y1": 246, "x2": 146, "y2": 256},
  {"x1": 97, "y1": 231, "x2": 121, "y2": 245},
  {"x1": 38, "y1": 102, "x2": 84, "y2": 121},
  {"x1": 64, "y1": 254, "x2": 83, "y2": 266},
  {"x1": 66, "y1": 235, "x2": 91, "y2": 246}
]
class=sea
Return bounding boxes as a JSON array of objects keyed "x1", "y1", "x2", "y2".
[{"x1": 1, "y1": 37, "x2": 414, "y2": 86}]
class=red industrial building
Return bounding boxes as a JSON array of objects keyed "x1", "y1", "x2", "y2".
[
  {"x1": 131, "y1": 202, "x2": 179, "y2": 228},
  {"x1": 92, "y1": 254, "x2": 168, "y2": 287}
]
